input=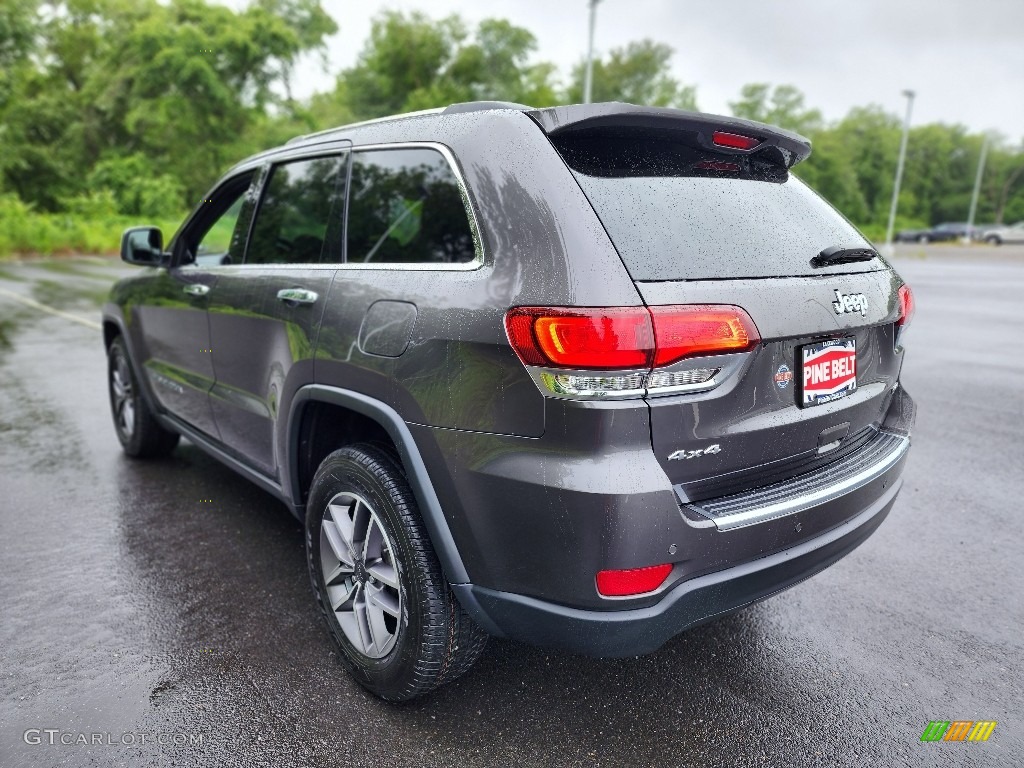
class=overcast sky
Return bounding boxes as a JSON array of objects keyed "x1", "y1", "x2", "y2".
[{"x1": 283, "y1": 0, "x2": 1024, "y2": 143}]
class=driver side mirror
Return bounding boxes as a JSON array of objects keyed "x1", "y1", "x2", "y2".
[{"x1": 120, "y1": 226, "x2": 166, "y2": 266}]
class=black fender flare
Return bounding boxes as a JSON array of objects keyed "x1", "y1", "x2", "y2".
[{"x1": 287, "y1": 385, "x2": 470, "y2": 585}]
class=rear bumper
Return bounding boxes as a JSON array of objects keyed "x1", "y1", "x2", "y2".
[{"x1": 453, "y1": 470, "x2": 902, "y2": 657}]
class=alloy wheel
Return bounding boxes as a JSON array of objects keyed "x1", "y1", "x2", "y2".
[
  {"x1": 320, "y1": 492, "x2": 403, "y2": 659},
  {"x1": 110, "y1": 354, "x2": 136, "y2": 439}
]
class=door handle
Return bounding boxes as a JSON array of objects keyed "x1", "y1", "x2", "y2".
[
  {"x1": 183, "y1": 283, "x2": 210, "y2": 297},
  {"x1": 276, "y1": 288, "x2": 319, "y2": 305}
]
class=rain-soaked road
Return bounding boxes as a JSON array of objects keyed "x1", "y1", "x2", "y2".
[{"x1": 0, "y1": 248, "x2": 1021, "y2": 767}]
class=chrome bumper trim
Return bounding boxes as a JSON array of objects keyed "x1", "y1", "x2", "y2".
[{"x1": 687, "y1": 431, "x2": 910, "y2": 531}]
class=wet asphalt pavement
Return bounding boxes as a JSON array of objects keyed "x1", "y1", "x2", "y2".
[{"x1": 0, "y1": 247, "x2": 1021, "y2": 767}]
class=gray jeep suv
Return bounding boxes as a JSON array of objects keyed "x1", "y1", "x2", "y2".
[{"x1": 103, "y1": 101, "x2": 916, "y2": 701}]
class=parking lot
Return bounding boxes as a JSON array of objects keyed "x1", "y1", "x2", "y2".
[{"x1": 0, "y1": 245, "x2": 1021, "y2": 767}]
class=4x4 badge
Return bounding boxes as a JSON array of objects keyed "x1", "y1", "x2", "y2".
[
  {"x1": 832, "y1": 289, "x2": 868, "y2": 316},
  {"x1": 668, "y1": 444, "x2": 722, "y2": 461}
]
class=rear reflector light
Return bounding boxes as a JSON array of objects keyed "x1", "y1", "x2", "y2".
[
  {"x1": 712, "y1": 131, "x2": 761, "y2": 150},
  {"x1": 897, "y1": 284, "x2": 915, "y2": 328},
  {"x1": 505, "y1": 305, "x2": 759, "y2": 371},
  {"x1": 597, "y1": 564, "x2": 673, "y2": 597}
]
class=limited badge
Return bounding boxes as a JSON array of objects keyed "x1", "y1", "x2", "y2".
[{"x1": 774, "y1": 363, "x2": 793, "y2": 389}]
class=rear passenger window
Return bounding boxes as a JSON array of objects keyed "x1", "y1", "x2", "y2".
[
  {"x1": 246, "y1": 155, "x2": 346, "y2": 265},
  {"x1": 346, "y1": 148, "x2": 476, "y2": 265}
]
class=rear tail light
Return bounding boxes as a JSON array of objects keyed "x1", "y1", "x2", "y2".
[
  {"x1": 505, "y1": 307, "x2": 653, "y2": 370},
  {"x1": 896, "y1": 284, "x2": 914, "y2": 346},
  {"x1": 596, "y1": 564, "x2": 673, "y2": 597},
  {"x1": 897, "y1": 284, "x2": 915, "y2": 327},
  {"x1": 505, "y1": 305, "x2": 759, "y2": 398},
  {"x1": 648, "y1": 305, "x2": 758, "y2": 365}
]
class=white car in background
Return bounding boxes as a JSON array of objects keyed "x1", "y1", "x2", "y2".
[{"x1": 981, "y1": 221, "x2": 1024, "y2": 245}]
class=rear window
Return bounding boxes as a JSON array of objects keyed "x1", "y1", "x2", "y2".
[
  {"x1": 557, "y1": 131, "x2": 877, "y2": 281},
  {"x1": 346, "y1": 148, "x2": 476, "y2": 265}
]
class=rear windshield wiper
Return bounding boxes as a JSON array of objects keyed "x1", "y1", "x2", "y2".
[{"x1": 811, "y1": 246, "x2": 879, "y2": 268}]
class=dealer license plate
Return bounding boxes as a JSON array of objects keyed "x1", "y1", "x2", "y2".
[{"x1": 800, "y1": 338, "x2": 857, "y2": 407}]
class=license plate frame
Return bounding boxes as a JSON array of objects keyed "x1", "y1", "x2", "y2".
[{"x1": 799, "y1": 337, "x2": 857, "y2": 408}]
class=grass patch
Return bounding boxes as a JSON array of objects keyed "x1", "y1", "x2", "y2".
[{"x1": 0, "y1": 195, "x2": 184, "y2": 260}]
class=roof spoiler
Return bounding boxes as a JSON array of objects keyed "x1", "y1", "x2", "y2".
[{"x1": 526, "y1": 102, "x2": 812, "y2": 168}]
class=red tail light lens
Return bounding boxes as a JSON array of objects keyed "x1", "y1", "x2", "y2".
[
  {"x1": 897, "y1": 284, "x2": 915, "y2": 328},
  {"x1": 712, "y1": 131, "x2": 761, "y2": 150},
  {"x1": 597, "y1": 564, "x2": 673, "y2": 597},
  {"x1": 505, "y1": 305, "x2": 759, "y2": 370},
  {"x1": 649, "y1": 305, "x2": 759, "y2": 366},
  {"x1": 505, "y1": 307, "x2": 653, "y2": 369}
]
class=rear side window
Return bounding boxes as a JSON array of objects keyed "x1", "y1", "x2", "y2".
[
  {"x1": 346, "y1": 148, "x2": 476, "y2": 265},
  {"x1": 556, "y1": 130, "x2": 877, "y2": 281},
  {"x1": 247, "y1": 155, "x2": 347, "y2": 265}
]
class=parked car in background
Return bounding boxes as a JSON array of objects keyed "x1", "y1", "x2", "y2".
[
  {"x1": 894, "y1": 222, "x2": 973, "y2": 243},
  {"x1": 980, "y1": 221, "x2": 1024, "y2": 245}
]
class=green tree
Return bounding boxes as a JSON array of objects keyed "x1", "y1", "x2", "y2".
[
  {"x1": 565, "y1": 40, "x2": 697, "y2": 108},
  {"x1": 796, "y1": 130, "x2": 869, "y2": 224},
  {"x1": 0, "y1": 0, "x2": 336, "y2": 208},
  {"x1": 729, "y1": 83, "x2": 823, "y2": 135},
  {"x1": 340, "y1": 11, "x2": 559, "y2": 120}
]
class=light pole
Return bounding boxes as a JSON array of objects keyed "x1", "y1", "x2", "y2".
[
  {"x1": 884, "y1": 89, "x2": 915, "y2": 254},
  {"x1": 964, "y1": 134, "x2": 990, "y2": 244},
  {"x1": 583, "y1": 0, "x2": 602, "y2": 104}
]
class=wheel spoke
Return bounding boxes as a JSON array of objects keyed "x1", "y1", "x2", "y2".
[
  {"x1": 111, "y1": 372, "x2": 125, "y2": 399},
  {"x1": 366, "y1": 582, "x2": 400, "y2": 617},
  {"x1": 353, "y1": 586, "x2": 376, "y2": 654},
  {"x1": 327, "y1": 580, "x2": 357, "y2": 612},
  {"x1": 322, "y1": 509, "x2": 355, "y2": 566},
  {"x1": 351, "y1": 498, "x2": 371, "y2": 545},
  {"x1": 363, "y1": 515, "x2": 383, "y2": 562},
  {"x1": 367, "y1": 560, "x2": 399, "y2": 590},
  {"x1": 323, "y1": 561, "x2": 353, "y2": 587},
  {"x1": 365, "y1": 595, "x2": 393, "y2": 654},
  {"x1": 122, "y1": 401, "x2": 135, "y2": 434}
]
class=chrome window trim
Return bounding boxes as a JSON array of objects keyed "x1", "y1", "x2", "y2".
[
  {"x1": 338, "y1": 141, "x2": 485, "y2": 272},
  {"x1": 176, "y1": 141, "x2": 484, "y2": 273}
]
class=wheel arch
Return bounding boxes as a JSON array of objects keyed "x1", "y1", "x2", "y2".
[{"x1": 287, "y1": 385, "x2": 470, "y2": 584}]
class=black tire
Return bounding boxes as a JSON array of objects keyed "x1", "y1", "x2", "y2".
[
  {"x1": 306, "y1": 444, "x2": 487, "y2": 701},
  {"x1": 986, "y1": 235, "x2": 1001, "y2": 246},
  {"x1": 917, "y1": 234, "x2": 930, "y2": 244},
  {"x1": 107, "y1": 336, "x2": 179, "y2": 458}
]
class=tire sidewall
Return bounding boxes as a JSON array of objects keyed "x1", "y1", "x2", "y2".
[{"x1": 305, "y1": 449, "x2": 427, "y2": 699}]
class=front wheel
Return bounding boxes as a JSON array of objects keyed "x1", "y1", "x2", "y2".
[
  {"x1": 306, "y1": 444, "x2": 487, "y2": 701},
  {"x1": 986, "y1": 235, "x2": 1001, "y2": 245},
  {"x1": 107, "y1": 336, "x2": 179, "y2": 458}
]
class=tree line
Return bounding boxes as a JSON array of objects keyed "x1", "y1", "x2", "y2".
[{"x1": 1, "y1": 0, "x2": 1022, "y2": 248}]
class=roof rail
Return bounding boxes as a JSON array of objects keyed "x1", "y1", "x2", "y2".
[
  {"x1": 442, "y1": 101, "x2": 533, "y2": 115},
  {"x1": 285, "y1": 107, "x2": 446, "y2": 145}
]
